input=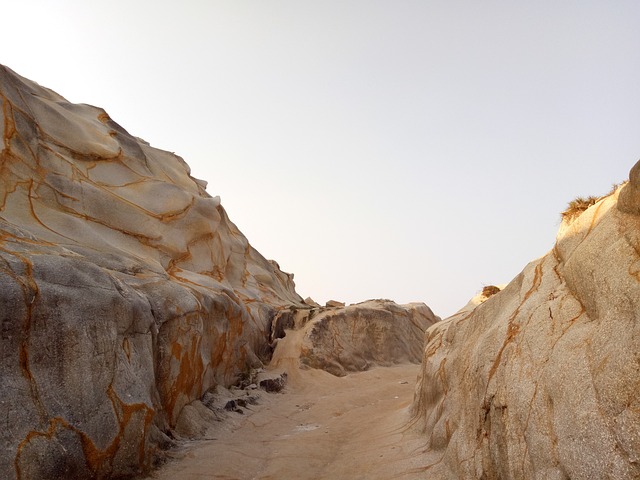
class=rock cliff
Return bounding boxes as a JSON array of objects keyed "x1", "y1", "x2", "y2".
[
  {"x1": 0, "y1": 65, "x2": 307, "y2": 479},
  {"x1": 412, "y1": 169, "x2": 640, "y2": 478}
]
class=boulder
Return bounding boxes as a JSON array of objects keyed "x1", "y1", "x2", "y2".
[
  {"x1": 257, "y1": 372, "x2": 288, "y2": 393},
  {"x1": 272, "y1": 299, "x2": 440, "y2": 377},
  {"x1": 304, "y1": 296, "x2": 321, "y2": 308},
  {"x1": 411, "y1": 167, "x2": 640, "y2": 479},
  {"x1": 325, "y1": 299, "x2": 345, "y2": 308}
]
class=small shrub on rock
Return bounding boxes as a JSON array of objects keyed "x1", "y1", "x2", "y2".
[
  {"x1": 482, "y1": 285, "x2": 501, "y2": 298},
  {"x1": 561, "y1": 196, "x2": 600, "y2": 222}
]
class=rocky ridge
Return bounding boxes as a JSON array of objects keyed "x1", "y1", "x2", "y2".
[
  {"x1": 411, "y1": 169, "x2": 640, "y2": 479},
  {"x1": 0, "y1": 65, "x2": 308, "y2": 479}
]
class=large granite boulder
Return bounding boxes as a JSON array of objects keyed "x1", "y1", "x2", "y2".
[
  {"x1": 0, "y1": 65, "x2": 306, "y2": 479},
  {"x1": 271, "y1": 299, "x2": 440, "y2": 376},
  {"x1": 411, "y1": 166, "x2": 640, "y2": 479}
]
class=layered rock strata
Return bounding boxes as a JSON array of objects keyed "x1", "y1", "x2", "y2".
[
  {"x1": 0, "y1": 65, "x2": 306, "y2": 479},
  {"x1": 412, "y1": 169, "x2": 640, "y2": 479},
  {"x1": 271, "y1": 300, "x2": 440, "y2": 376}
]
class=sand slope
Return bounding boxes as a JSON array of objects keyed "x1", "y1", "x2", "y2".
[{"x1": 150, "y1": 364, "x2": 434, "y2": 480}]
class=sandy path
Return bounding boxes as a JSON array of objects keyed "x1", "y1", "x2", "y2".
[{"x1": 149, "y1": 364, "x2": 434, "y2": 480}]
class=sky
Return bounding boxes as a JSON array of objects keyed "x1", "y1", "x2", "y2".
[{"x1": 2, "y1": 1, "x2": 640, "y2": 317}]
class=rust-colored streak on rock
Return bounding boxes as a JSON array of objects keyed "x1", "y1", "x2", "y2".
[
  {"x1": 586, "y1": 200, "x2": 607, "y2": 236},
  {"x1": 436, "y1": 357, "x2": 449, "y2": 394},
  {"x1": 165, "y1": 334, "x2": 204, "y2": 424},
  {"x1": 97, "y1": 112, "x2": 110, "y2": 124},
  {"x1": 61, "y1": 178, "x2": 197, "y2": 223},
  {"x1": 157, "y1": 196, "x2": 195, "y2": 223},
  {"x1": 0, "y1": 244, "x2": 47, "y2": 424},
  {"x1": 14, "y1": 417, "x2": 84, "y2": 480},
  {"x1": 423, "y1": 329, "x2": 444, "y2": 361},
  {"x1": 52, "y1": 200, "x2": 162, "y2": 245},
  {"x1": 14, "y1": 391, "x2": 154, "y2": 479},
  {"x1": 222, "y1": 309, "x2": 246, "y2": 381},
  {"x1": 166, "y1": 233, "x2": 218, "y2": 277},
  {"x1": 624, "y1": 235, "x2": 640, "y2": 282},
  {"x1": 0, "y1": 146, "x2": 35, "y2": 210},
  {"x1": 523, "y1": 261, "x2": 543, "y2": 303},
  {"x1": 77, "y1": 385, "x2": 155, "y2": 475},
  {"x1": 1, "y1": 91, "x2": 16, "y2": 150},
  {"x1": 100, "y1": 385, "x2": 154, "y2": 472},
  {"x1": 26, "y1": 179, "x2": 78, "y2": 242},
  {"x1": 209, "y1": 331, "x2": 228, "y2": 373},
  {"x1": 171, "y1": 341, "x2": 182, "y2": 360},
  {"x1": 486, "y1": 261, "x2": 543, "y2": 386}
]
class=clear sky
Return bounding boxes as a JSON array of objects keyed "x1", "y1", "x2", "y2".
[{"x1": 3, "y1": 1, "x2": 640, "y2": 317}]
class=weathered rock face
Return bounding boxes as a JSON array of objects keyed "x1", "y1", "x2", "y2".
[
  {"x1": 271, "y1": 300, "x2": 440, "y2": 377},
  {"x1": 0, "y1": 65, "x2": 306, "y2": 479},
  {"x1": 412, "y1": 167, "x2": 640, "y2": 479}
]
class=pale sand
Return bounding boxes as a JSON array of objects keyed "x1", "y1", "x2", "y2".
[{"x1": 149, "y1": 364, "x2": 438, "y2": 480}]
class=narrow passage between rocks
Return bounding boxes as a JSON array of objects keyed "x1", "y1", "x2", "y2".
[{"x1": 149, "y1": 364, "x2": 434, "y2": 480}]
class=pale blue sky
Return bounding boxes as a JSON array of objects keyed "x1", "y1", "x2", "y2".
[{"x1": 3, "y1": 1, "x2": 640, "y2": 317}]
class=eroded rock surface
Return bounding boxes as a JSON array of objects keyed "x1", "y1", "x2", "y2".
[
  {"x1": 272, "y1": 300, "x2": 440, "y2": 376},
  {"x1": 0, "y1": 65, "x2": 306, "y2": 479},
  {"x1": 412, "y1": 166, "x2": 640, "y2": 479}
]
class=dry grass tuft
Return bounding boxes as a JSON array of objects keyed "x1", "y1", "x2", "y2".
[
  {"x1": 561, "y1": 196, "x2": 601, "y2": 222},
  {"x1": 561, "y1": 181, "x2": 627, "y2": 223},
  {"x1": 481, "y1": 285, "x2": 501, "y2": 298},
  {"x1": 607, "y1": 181, "x2": 628, "y2": 196}
]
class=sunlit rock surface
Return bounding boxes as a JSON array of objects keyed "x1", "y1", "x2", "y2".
[
  {"x1": 412, "y1": 167, "x2": 640, "y2": 479},
  {"x1": 271, "y1": 300, "x2": 439, "y2": 376},
  {"x1": 0, "y1": 65, "x2": 306, "y2": 479}
]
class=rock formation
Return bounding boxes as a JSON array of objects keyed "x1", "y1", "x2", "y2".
[
  {"x1": 271, "y1": 300, "x2": 439, "y2": 377},
  {"x1": 412, "y1": 171, "x2": 640, "y2": 478},
  {"x1": 0, "y1": 65, "x2": 307, "y2": 479}
]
